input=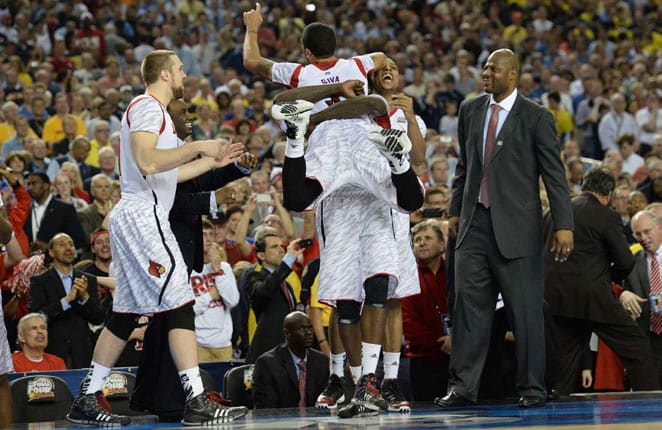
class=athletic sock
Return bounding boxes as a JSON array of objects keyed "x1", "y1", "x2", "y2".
[
  {"x1": 285, "y1": 136, "x2": 304, "y2": 158},
  {"x1": 331, "y1": 352, "x2": 346, "y2": 377},
  {"x1": 383, "y1": 351, "x2": 401, "y2": 380},
  {"x1": 350, "y1": 365, "x2": 362, "y2": 385},
  {"x1": 179, "y1": 366, "x2": 205, "y2": 403},
  {"x1": 83, "y1": 361, "x2": 111, "y2": 395},
  {"x1": 361, "y1": 342, "x2": 382, "y2": 376}
]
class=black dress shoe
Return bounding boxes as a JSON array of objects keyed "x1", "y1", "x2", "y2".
[
  {"x1": 518, "y1": 395, "x2": 545, "y2": 408},
  {"x1": 546, "y1": 388, "x2": 560, "y2": 401},
  {"x1": 434, "y1": 391, "x2": 475, "y2": 408}
]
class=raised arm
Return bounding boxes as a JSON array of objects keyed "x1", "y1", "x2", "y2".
[{"x1": 243, "y1": 3, "x2": 275, "y2": 80}]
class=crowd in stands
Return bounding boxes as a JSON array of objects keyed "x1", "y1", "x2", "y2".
[{"x1": 0, "y1": 0, "x2": 660, "y2": 412}]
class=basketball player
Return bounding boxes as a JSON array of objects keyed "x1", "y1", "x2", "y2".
[
  {"x1": 271, "y1": 60, "x2": 426, "y2": 416},
  {"x1": 67, "y1": 50, "x2": 248, "y2": 426},
  {"x1": 244, "y1": 5, "x2": 423, "y2": 417}
]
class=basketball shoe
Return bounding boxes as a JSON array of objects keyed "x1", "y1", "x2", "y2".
[{"x1": 271, "y1": 100, "x2": 314, "y2": 140}]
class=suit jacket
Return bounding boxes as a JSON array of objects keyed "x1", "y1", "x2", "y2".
[
  {"x1": 625, "y1": 251, "x2": 653, "y2": 334},
  {"x1": 244, "y1": 262, "x2": 296, "y2": 364},
  {"x1": 544, "y1": 192, "x2": 634, "y2": 322},
  {"x1": 23, "y1": 196, "x2": 87, "y2": 250},
  {"x1": 169, "y1": 164, "x2": 246, "y2": 273},
  {"x1": 252, "y1": 343, "x2": 329, "y2": 408},
  {"x1": 28, "y1": 268, "x2": 106, "y2": 369},
  {"x1": 449, "y1": 93, "x2": 573, "y2": 258}
]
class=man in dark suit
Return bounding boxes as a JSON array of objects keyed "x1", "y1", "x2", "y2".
[
  {"x1": 252, "y1": 311, "x2": 329, "y2": 408},
  {"x1": 24, "y1": 172, "x2": 86, "y2": 252},
  {"x1": 245, "y1": 228, "x2": 303, "y2": 364},
  {"x1": 27, "y1": 233, "x2": 105, "y2": 368},
  {"x1": 545, "y1": 168, "x2": 657, "y2": 394},
  {"x1": 623, "y1": 209, "x2": 662, "y2": 387},
  {"x1": 166, "y1": 99, "x2": 255, "y2": 274},
  {"x1": 441, "y1": 49, "x2": 574, "y2": 409}
]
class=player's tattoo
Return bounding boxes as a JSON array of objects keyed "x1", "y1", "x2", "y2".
[{"x1": 256, "y1": 60, "x2": 273, "y2": 79}]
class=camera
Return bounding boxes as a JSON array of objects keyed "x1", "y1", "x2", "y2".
[
  {"x1": 255, "y1": 193, "x2": 272, "y2": 203},
  {"x1": 421, "y1": 208, "x2": 443, "y2": 218},
  {"x1": 299, "y1": 239, "x2": 314, "y2": 248}
]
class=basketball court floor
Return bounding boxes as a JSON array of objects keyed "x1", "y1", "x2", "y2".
[{"x1": 13, "y1": 391, "x2": 662, "y2": 429}]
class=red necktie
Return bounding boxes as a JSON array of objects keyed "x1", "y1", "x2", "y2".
[
  {"x1": 282, "y1": 282, "x2": 294, "y2": 311},
  {"x1": 297, "y1": 360, "x2": 306, "y2": 407},
  {"x1": 649, "y1": 256, "x2": 662, "y2": 334},
  {"x1": 480, "y1": 104, "x2": 502, "y2": 208}
]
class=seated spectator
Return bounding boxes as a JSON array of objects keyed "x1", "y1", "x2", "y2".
[
  {"x1": 193, "y1": 221, "x2": 240, "y2": 362},
  {"x1": 11, "y1": 313, "x2": 67, "y2": 372},
  {"x1": 252, "y1": 311, "x2": 329, "y2": 408}
]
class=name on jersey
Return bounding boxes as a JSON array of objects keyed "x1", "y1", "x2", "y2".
[{"x1": 320, "y1": 76, "x2": 340, "y2": 84}]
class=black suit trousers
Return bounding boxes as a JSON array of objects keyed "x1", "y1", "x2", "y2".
[
  {"x1": 553, "y1": 315, "x2": 658, "y2": 394},
  {"x1": 450, "y1": 205, "x2": 546, "y2": 401}
]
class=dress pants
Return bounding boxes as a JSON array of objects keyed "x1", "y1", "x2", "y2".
[{"x1": 449, "y1": 205, "x2": 547, "y2": 401}]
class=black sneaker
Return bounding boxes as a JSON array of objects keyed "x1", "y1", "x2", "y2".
[
  {"x1": 66, "y1": 391, "x2": 131, "y2": 426},
  {"x1": 337, "y1": 402, "x2": 380, "y2": 418},
  {"x1": 380, "y1": 378, "x2": 411, "y2": 412},
  {"x1": 351, "y1": 373, "x2": 388, "y2": 411},
  {"x1": 182, "y1": 392, "x2": 248, "y2": 426},
  {"x1": 315, "y1": 374, "x2": 346, "y2": 409}
]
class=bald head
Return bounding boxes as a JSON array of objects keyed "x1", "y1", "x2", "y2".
[
  {"x1": 490, "y1": 49, "x2": 520, "y2": 74},
  {"x1": 284, "y1": 311, "x2": 309, "y2": 331},
  {"x1": 483, "y1": 49, "x2": 520, "y2": 102}
]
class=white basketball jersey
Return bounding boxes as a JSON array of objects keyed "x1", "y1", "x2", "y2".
[
  {"x1": 272, "y1": 55, "x2": 375, "y2": 114},
  {"x1": 119, "y1": 95, "x2": 180, "y2": 212},
  {"x1": 376, "y1": 108, "x2": 428, "y2": 140}
]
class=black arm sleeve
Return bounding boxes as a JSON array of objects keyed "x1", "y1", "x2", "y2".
[
  {"x1": 392, "y1": 169, "x2": 424, "y2": 212},
  {"x1": 282, "y1": 156, "x2": 322, "y2": 212}
]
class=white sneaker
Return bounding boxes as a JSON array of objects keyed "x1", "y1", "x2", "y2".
[
  {"x1": 368, "y1": 125, "x2": 412, "y2": 173},
  {"x1": 368, "y1": 125, "x2": 412, "y2": 155},
  {"x1": 272, "y1": 100, "x2": 314, "y2": 140}
]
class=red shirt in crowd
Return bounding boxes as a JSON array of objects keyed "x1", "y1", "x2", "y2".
[
  {"x1": 11, "y1": 351, "x2": 67, "y2": 372},
  {"x1": 402, "y1": 257, "x2": 449, "y2": 360}
]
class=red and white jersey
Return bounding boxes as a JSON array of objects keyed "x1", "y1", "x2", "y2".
[
  {"x1": 119, "y1": 95, "x2": 180, "y2": 212},
  {"x1": 272, "y1": 55, "x2": 375, "y2": 114},
  {"x1": 375, "y1": 108, "x2": 428, "y2": 140}
]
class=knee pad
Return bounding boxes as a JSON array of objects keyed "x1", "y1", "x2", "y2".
[
  {"x1": 105, "y1": 312, "x2": 140, "y2": 340},
  {"x1": 336, "y1": 300, "x2": 361, "y2": 325},
  {"x1": 364, "y1": 275, "x2": 389, "y2": 308},
  {"x1": 164, "y1": 302, "x2": 195, "y2": 331}
]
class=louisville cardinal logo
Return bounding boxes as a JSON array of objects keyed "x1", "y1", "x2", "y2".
[{"x1": 148, "y1": 261, "x2": 166, "y2": 278}]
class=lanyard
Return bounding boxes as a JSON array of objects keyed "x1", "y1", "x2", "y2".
[{"x1": 419, "y1": 267, "x2": 443, "y2": 317}]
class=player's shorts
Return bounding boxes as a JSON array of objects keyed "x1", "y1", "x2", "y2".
[
  {"x1": 387, "y1": 211, "x2": 420, "y2": 300},
  {"x1": 305, "y1": 119, "x2": 404, "y2": 212},
  {"x1": 109, "y1": 197, "x2": 193, "y2": 314},
  {"x1": 316, "y1": 186, "x2": 402, "y2": 306},
  {"x1": 0, "y1": 291, "x2": 13, "y2": 375}
]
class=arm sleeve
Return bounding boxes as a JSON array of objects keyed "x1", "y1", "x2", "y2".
[
  {"x1": 215, "y1": 262, "x2": 240, "y2": 309},
  {"x1": 272, "y1": 62, "x2": 304, "y2": 88}
]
